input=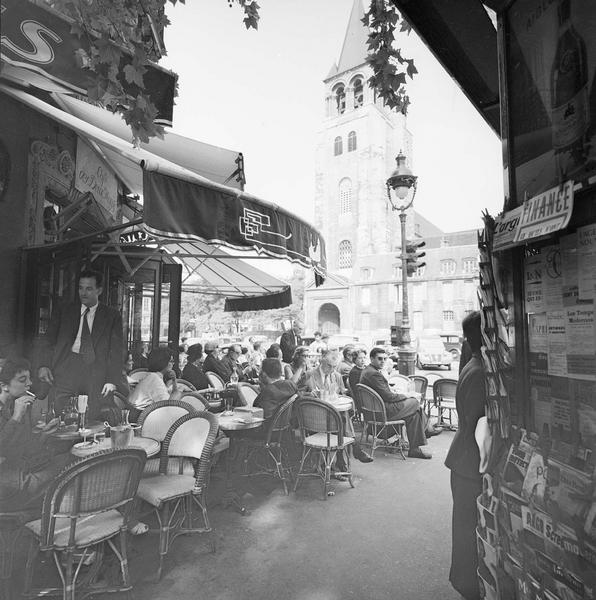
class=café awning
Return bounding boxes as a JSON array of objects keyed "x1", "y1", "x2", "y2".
[
  {"x1": 393, "y1": 0, "x2": 500, "y2": 135},
  {"x1": 1, "y1": 84, "x2": 326, "y2": 309}
]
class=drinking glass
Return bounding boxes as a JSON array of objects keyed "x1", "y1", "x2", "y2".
[{"x1": 77, "y1": 394, "x2": 88, "y2": 436}]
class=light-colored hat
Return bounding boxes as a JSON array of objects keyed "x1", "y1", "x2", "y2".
[{"x1": 204, "y1": 340, "x2": 219, "y2": 352}]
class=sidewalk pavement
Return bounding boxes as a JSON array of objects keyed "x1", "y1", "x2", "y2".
[{"x1": 131, "y1": 428, "x2": 462, "y2": 600}]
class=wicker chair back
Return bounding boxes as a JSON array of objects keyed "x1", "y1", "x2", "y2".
[
  {"x1": 236, "y1": 382, "x2": 259, "y2": 407},
  {"x1": 38, "y1": 449, "x2": 146, "y2": 548},
  {"x1": 205, "y1": 371, "x2": 225, "y2": 390},
  {"x1": 138, "y1": 400, "x2": 196, "y2": 442}
]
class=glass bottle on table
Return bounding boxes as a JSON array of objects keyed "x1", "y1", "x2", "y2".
[{"x1": 63, "y1": 396, "x2": 79, "y2": 426}]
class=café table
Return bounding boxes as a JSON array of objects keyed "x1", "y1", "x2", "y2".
[
  {"x1": 70, "y1": 435, "x2": 160, "y2": 458},
  {"x1": 47, "y1": 420, "x2": 107, "y2": 441},
  {"x1": 217, "y1": 412, "x2": 264, "y2": 515}
]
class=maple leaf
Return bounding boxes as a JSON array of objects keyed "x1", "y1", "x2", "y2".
[{"x1": 124, "y1": 64, "x2": 146, "y2": 87}]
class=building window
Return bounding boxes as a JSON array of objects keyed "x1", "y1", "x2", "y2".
[
  {"x1": 352, "y1": 77, "x2": 364, "y2": 108},
  {"x1": 392, "y1": 264, "x2": 402, "y2": 279},
  {"x1": 412, "y1": 311, "x2": 424, "y2": 332},
  {"x1": 334, "y1": 84, "x2": 346, "y2": 115},
  {"x1": 347, "y1": 130, "x2": 357, "y2": 152},
  {"x1": 440, "y1": 259, "x2": 457, "y2": 276},
  {"x1": 412, "y1": 265, "x2": 426, "y2": 278},
  {"x1": 412, "y1": 282, "x2": 426, "y2": 306},
  {"x1": 442, "y1": 281, "x2": 454, "y2": 303},
  {"x1": 338, "y1": 240, "x2": 353, "y2": 268},
  {"x1": 360, "y1": 267, "x2": 374, "y2": 281},
  {"x1": 443, "y1": 310, "x2": 455, "y2": 321},
  {"x1": 339, "y1": 178, "x2": 352, "y2": 213},
  {"x1": 388, "y1": 284, "x2": 400, "y2": 305},
  {"x1": 361, "y1": 313, "x2": 370, "y2": 331},
  {"x1": 334, "y1": 136, "x2": 343, "y2": 156},
  {"x1": 361, "y1": 287, "x2": 370, "y2": 306},
  {"x1": 462, "y1": 257, "x2": 479, "y2": 274}
]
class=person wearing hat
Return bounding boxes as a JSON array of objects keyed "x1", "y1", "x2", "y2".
[
  {"x1": 182, "y1": 343, "x2": 210, "y2": 390},
  {"x1": 203, "y1": 341, "x2": 230, "y2": 382}
]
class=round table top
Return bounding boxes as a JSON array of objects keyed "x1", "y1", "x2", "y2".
[
  {"x1": 70, "y1": 436, "x2": 160, "y2": 458},
  {"x1": 324, "y1": 395, "x2": 353, "y2": 411},
  {"x1": 48, "y1": 421, "x2": 106, "y2": 441},
  {"x1": 217, "y1": 413, "x2": 264, "y2": 432}
]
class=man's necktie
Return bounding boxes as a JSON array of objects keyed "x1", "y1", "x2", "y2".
[{"x1": 79, "y1": 308, "x2": 95, "y2": 365}]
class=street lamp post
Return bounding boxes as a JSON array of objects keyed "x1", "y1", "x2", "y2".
[{"x1": 386, "y1": 151, "x2": 417, "y2": 376}]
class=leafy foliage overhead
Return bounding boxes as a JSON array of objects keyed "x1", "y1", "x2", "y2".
[
  {"x1": 363, "y1": 0, "x2": 416, "y2": 115},
  {"x1": 43, "y1": 0, "x2": 415, "y2": 142}
]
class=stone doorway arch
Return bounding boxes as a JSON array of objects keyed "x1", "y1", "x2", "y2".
[{"x1": 318, "y1": 303, "x2": 340, "y2": 334}]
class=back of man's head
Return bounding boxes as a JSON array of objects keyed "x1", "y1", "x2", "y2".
[
  {"x1": 204, "y1": 340, "x2": 218, "y2": 354},
  {"x1": 261, "y1": 358, "x2": 283, "y2": 381},
  {"x1": 462, "y1": 311, "x2": 482, "y2": 353}
]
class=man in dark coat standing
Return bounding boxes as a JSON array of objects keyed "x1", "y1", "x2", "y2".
[
  {"x1": 280, "y1": 321, "x2": 302, "y2": 364},
  {"x1": 37, "y1": 269, "x2": 125, "y2": 420}
]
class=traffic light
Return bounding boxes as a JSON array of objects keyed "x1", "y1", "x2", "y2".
[
  {"x1": 405, "y1": 239, "x2": 426, "y2": 276},
  {"x1": 390, "y1": 325, "x2": 400, "y2": 346}
]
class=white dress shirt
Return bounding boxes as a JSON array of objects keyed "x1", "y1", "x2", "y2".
[{"x1": 71, "y1": 303, "x2": 99, "y2": 353}]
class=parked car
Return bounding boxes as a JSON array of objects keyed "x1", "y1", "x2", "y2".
[
  {"x1": 440, "y1": 333, "x2": 463, "y2": 360},
  {"x1": 327, "y1": 334, "x2": 359, "y2": 349},
  {"x1": 416, "y1": 335, "x2": 453, "y2": 370}
]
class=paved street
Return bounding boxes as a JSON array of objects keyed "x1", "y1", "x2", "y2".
[{"x1": 130, "y1": 428, "x2": 461, "y2": 600}]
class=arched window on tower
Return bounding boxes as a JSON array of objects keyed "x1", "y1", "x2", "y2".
[
  {"x1": 339, "y1": 178, "x2": 352, "y2": 214},
  {"x1": 334, "y1": 136, "x2": 343, "y2": 156},
  {"x1": 338, "y1": 240, "x2": 353, "y2": 268},
  {"x1": 352, "y1": 77, "x2": 364, "y2": 108},
  {"x1": 347, "y1": 130, "x2": 357, "y2": 152},
  {"x1": 333, "y1": 84, "x2": 346, "y2": 115}
]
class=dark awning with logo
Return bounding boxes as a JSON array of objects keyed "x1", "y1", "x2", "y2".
[{"x1": 2, "y1": 84, "x2": 326, "y2": 310}]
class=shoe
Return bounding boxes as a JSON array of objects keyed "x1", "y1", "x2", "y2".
[
  {"x1": 353, "y1": 448, "x2": 373, "y2": 463},
  {"x1": 408, "y1": 447, "x2": 432, "y2": 459},
  {"x1": 331, "y1": 472, "x2": 348, "y2": 481},
  {"x1": 129, "y1": 521, "x2": 149, "y2": 536},
  {"x1": 425, "y1": 426, "x2": 443, "y2": 438}
]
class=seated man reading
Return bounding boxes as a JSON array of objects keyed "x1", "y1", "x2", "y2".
[{"x1": 359, "y1": 347, "x2": 440, "y2": 460}]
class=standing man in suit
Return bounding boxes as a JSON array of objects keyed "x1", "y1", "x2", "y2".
[
  {"x1": 37, "y1": 269, "x2": 125, "y2": 420},
  {"x1": 280, "y1": 321, "x2": 302, "y2": 364}
]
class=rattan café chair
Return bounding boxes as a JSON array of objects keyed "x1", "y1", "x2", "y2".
[
  {"x1": 240, "y1": 394, "x2": 297, "y2": 495},
  {"x1": 136, "y1": 412, "x2": 219, "y2": 580},
  {"x1": 22, "y1": 449, "x2": 146, "y2": 600},
  {"x1": 356, "y1": 383, "x2": 406, "y2": 460},
  {"x1": 293, "y1": 396, "x2": 355, "y2": 500}
]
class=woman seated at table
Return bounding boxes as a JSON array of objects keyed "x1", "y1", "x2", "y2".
[
  {"x1": 243, "y1": 358, "x2": 299, "y2": 439},
  {"x1": 182, "y1": 343, "x2": 210, "y2": 391},
  {"x1": 0, "y1": 356, "x2": 71, "y2": 512},
  {"x1": 127, "y1": 346, "x2": 181, "y2": 418},
  {"x1": 284, "y1": 346, "x2": 309, "y2": 390}
]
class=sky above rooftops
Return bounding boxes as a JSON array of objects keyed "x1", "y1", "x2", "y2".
[{"x1": 161, "y1": 0, "x2": 504, "y2": 235}]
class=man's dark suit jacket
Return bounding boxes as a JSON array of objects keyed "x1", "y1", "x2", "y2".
[
  {"x1": 280, "y1": 330, "x2": 301, "y2": 363},
  {"x1": 359, "y1": 365, "x2": 406, "y2": 404},
  {"x1": 203, "y1": 353, "x2": 230, "y2": 383},
  {"x1": 39, "y1": 302, "x2": 124, "y2": 390},
  {"x1": 181, "y1": 362, "x2": 210, "y2": 391}
]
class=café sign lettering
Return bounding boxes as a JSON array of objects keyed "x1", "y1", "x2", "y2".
[
  {"x1": 120, "y1": 230, "x2": 149, "y2": 245},
  {"x1": 0, "y1": 0, "x2": 176, "y2": 125}
]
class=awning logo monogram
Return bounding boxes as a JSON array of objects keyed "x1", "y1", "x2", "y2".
[{"x1": 240, "y1": 208, "x2": 270, "y2": 239}]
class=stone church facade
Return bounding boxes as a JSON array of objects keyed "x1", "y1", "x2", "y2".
[{"x1": 304, "y1": 0, "x2": 479, "y2": 343}]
